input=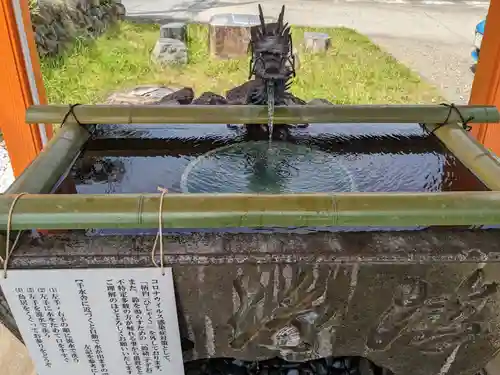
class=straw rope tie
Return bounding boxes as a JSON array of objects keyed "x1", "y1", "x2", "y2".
[
  {"x1": 151, "y1": 187, "x2": 169, "y2": 276},
  {"x1": 428, "y1": 103, "x2": 474, "y2": 134},
  {"x1": 1, "y1": 193, "x2": 27, "y2": 279},
  {"x1": 61, "y1": 104, "x2": 83, "y2": 127},
  {"x1": 1, "y1": 106, "x2": 83, "y2": 278},
  {"x1": 1, "y1": 190, "x2": 169, "y2": 278}
]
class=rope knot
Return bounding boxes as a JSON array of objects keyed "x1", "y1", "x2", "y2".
[
  {"x1": 429, "y1": 103, "x2": 474, "y2": 134},
  {"x1": 151, "y1": 186, "x2": 169, "y2": 276}
]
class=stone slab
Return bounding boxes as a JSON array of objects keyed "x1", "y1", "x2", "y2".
[
  {"x1": 151, "y1": 37, "x2": 188, "y2": 65},
  {"x1": 160, "y1": 22, "x2": 187, "y2": 42}
]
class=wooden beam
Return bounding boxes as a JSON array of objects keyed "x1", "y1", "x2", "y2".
[
  {"x1": 0, "y1": 0, "x2": 52, "y2": 177},
  {"x1": 469, "y1": 1, "x2": 500, "y2": 154}
]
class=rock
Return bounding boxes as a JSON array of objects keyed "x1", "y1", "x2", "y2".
[
  {"x1": 151, "y1": 38, "x2": 188, "y2": 65},
  {"x1": 114, "y1": 2, "x2": 126, "y2": 20},
  {"x1": 44, "y1": 37, "x2": 61, "y2": 55},
  {"x1": 34, "y1": 24, "x2": 48, "y2": 38},
  {"x1": 101, "y1": 11, "x2": 111, "y2": 25},
  {"x1": 46, "y1": 24, "x2": 58, "y2": 39},
  {"x1": 31, "y1": 0, "x2": 125, "y2": 57},
  {"x1": 31, "y1": 12, "x2": 49, "y2": 25},
  {"x1": 61, "y1": 18, "x2": 78, "y2": 38},
  {"x1": 304, "y1": 32, "x2": 331, "y2": 53},
  {"x1": 283, "y1": 92, "x2": 307, "y2": 105},
  {"x1": 192, "y1": 92, "x2": 228, "y2": 105},
  {"x1": 308, "y1": 98, "x2": 334, "y2": 105},
  {"x1": 225, "y1": 80, "x2": 260, "y2": 104},
  {"x1": 89, "y1": 6, "x2": 104, "y2": 19},
  {"x1": 105, "y1": 85, "x2": 185, "y2": 105},
  {"x1": 83, "y1": 14, "x2": 95, "y2": 35},
  {"x1": 34, "y1": 31, "x2": 44, "y2": 46},
  {"x1": 158, "y1": 87, "x2": 194, "y2": 105},
  {"x1": 160, "y1": 22, "x2": 187, "y2": 43},
  {"x1": 52, "y1": 21, "x2": 68, "y2": 41},
  {"x1": 36, "y1": 40, "x2": 50, "y2": 57},
  {"x1": 90, "y1": 17, "x2": 106, "y2": 35}
]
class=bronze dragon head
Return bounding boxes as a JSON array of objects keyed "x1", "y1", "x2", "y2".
[{"x1": 247, "y1": 5, "x2": 296, "y2": 105}]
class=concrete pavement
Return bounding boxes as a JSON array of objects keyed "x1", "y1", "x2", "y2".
[
  {"x1": 122, "y1": 0, "x2": 489, "y2": 22},
  {"x1": 122, "y1": 0, "x2": 489, "y2": 103},
  {"x1": 0, "y1": 324, "x2": 35, "y2": 375}
]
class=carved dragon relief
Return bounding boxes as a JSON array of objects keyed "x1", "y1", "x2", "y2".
[
  {"x1": 367, "y1": 268, "x2": 499, "y2": 355},
  {"x1": 226, "y1": 265, "x2": 500, "y2": 364},
  {"x1": 227, "y1": 265, "x2": 356, "y2": 358}
]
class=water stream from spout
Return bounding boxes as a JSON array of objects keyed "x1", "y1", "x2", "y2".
[{"x1": 266, "y1": 82, "x2": 275, "y2": 143}]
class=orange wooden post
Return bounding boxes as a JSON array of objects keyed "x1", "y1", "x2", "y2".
[
  {"x1": 0, "y1": 0, "x2": 52, "y2": 177},
  {"x1": 469, "y1": 0, "x2": 500, "y2": 154}
]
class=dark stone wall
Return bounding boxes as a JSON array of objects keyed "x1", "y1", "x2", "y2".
[{"x1": 30, "y1": 0, "x2": 126, "y2": 57}]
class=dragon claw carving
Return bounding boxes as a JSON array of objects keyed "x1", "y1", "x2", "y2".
[
  {"x1": 228, "y1": 267, "x2": 348, "y2": 356},
  {"x1": 367, "y1": 268, "x2": 499, "y2": 355}
]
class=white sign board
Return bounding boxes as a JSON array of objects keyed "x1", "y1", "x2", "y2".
[{"x1": 0, "y1": 268, "x2": 184, "y2": 375}]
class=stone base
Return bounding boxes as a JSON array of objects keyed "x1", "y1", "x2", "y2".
[
  {"x1": 208, "y1": 13, "x2": 276, "y2": 59},
  {"x1": 160, "y1": 22, "x2": 187, "y2": 43},
  {"x1": 304, "y1": 32, "x2": 331, "y2": 53},
  {"x1": 2, "y1": 230, "x2": 500, "y2": 375}
]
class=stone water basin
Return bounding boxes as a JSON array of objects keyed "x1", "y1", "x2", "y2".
[{"x1": 5, "y1": 121, "x2": 500, "y2": 375}]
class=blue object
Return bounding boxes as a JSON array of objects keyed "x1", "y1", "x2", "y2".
[
  {"x1": 472, "y1": 49, "x2": 479, "y2": 63},
  {"x1": 476, "y1": 19, "x2": 486, "y2": 34},
  {"x1": 472, "y1": 19, "x2": 485, "y2": 63}
]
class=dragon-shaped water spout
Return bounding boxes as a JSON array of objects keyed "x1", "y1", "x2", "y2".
[
  {"x1": 246, "y1": 5, "x2": 296, "y2": 139},
  {"x1": 235, "y1": 5, "x2": 311, "y2": 139},
  {"x1": 146, "y1": 4, "x2": 332, "y2": 139}
]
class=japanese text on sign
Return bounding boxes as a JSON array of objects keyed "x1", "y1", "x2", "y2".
[{"x1": 0, "y1": 268, "x2": 184, "y2": 375}]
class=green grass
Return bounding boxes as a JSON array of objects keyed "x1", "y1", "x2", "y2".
[{"x1": 41, "y1": 22, "x2": 441, "y2": 105}]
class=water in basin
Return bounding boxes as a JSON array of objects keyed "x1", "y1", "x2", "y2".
[{"x1": 180, "y1": 141, "x2": 357, "y2": 194}]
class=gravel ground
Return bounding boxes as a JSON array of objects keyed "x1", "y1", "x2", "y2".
[
  {"x1": 0, "y1": 142, "x2": 14, "y2": 193},
  {"x1": 370, "y1": 35, "x2": 475, "y2": 104}
]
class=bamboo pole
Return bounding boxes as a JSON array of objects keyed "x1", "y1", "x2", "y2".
[
  {"x1": 5, "y1": 121, "x2": 90, "y2": 194},
  {"x1": 25, "y1": 104, "x2": 500, "y2": 125},
  {"x1": 1, "y1": 192, "x2": 500, "y2": 229},
  {"x1": 424, "y1": 123, "x2": 500, "y2": 191}
]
